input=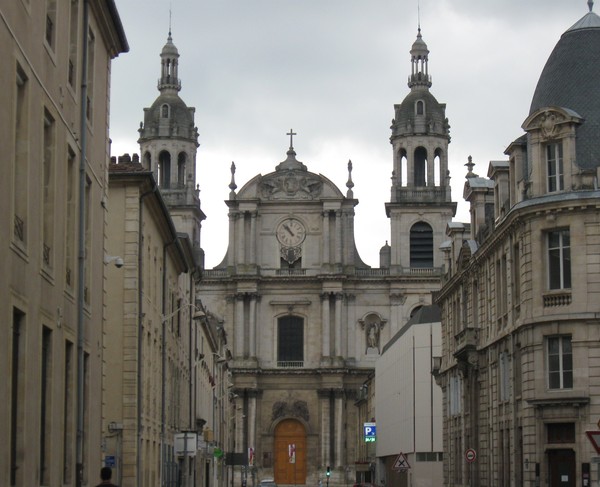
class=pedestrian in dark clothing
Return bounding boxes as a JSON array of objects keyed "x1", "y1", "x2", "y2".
[{"x1": 96, "y1": 466, "x2": 118, "y2": 487}]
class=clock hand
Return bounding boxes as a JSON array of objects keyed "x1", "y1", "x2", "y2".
[{"x1": 283, "y1": 224, "x2": 295, "y2": 237}]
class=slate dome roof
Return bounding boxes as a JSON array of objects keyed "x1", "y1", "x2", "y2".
[
  {"x1": 392, "y1": 89, "x2": 448, "y2": 137},
  {"x1": 529, "y1": 7, "x2": 600, "y2": 169},
  {"x1": 147, "y1": 94, "x2": 193, "y2": 127},
  {"x1": 161, "y1": 33, "x2": 179, "y2": 57}
]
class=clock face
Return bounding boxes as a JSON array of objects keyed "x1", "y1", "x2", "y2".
[{"x1": 276, "y1": 218, "x2": 306, "y2": 247}]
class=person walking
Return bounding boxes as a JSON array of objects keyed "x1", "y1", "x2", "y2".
[{"x1": 96, "y1": 466, "x2": 118, "y2": 487}]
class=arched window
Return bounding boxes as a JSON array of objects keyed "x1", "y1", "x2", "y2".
[
  {"x1": 278, "y1": 316, "x2": 304, "y2": 366},
  {"x1": 398, "y1": 148, "x2": 407, "y2": 187},
  {"x1": 410, "y1": 221, "x2": 433, "y2": 268},
  {"x1": 177, "y1": 152, "x2": 187, "y2": 186},
  {"x1": 434, "y1": 148, "x2": 443, "y2": 186},
  {"x1": 161, "y1": 104, "x2": 169, "y2": 118},
  {"x1": 416, "y1": 100, "x2": 424, "y2": 115},
  {"x1": 158, "y1": 150, "x2": 171, "y2": 188},
  {"x1": 414, "y1": 146, "x2": 428, "y2": 186}
]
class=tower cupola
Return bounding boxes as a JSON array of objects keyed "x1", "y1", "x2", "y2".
[
  {"x1": 408, "y1": 28, "x2": 432, "y2": 88},
  {"x1": 159, "y1": 31, "x2": 181, "y2": 92}
]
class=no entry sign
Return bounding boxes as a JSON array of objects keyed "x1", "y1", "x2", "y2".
[{"x1": 465, "y1": 448, "x2": 477, "y2": 463}]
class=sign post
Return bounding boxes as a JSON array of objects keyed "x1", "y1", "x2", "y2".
[
  {"x1": 585, "y1": 432, "x2": 600, "y2": 487},
  {"x1": 392, "y1": 452, "x2": 410, "y2": 473}
]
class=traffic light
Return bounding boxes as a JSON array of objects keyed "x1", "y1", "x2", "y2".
[{"x1": 326, "y1": 466, "x2": 331, "y2": 477}]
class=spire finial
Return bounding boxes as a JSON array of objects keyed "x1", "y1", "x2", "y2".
[
  {"x1": 286, "y1": 129, "x2": 297, "y2": 150},
  {"x1": 346, "y1": 160, "x2": 354, "y2": 198},
  {"x1": 229, "y1": 161, "x2": 237, "y2": 198},
  {"x1": 169, "y1": 2, "x2": 172, "y2": 38},
  {"x1": 417, "y1": 0, "x2": 421, "y2": 33},
  {"x1": 589, "y1": 0, "x2": 594, "y2": 12},
  {"x1": 465, "y1": 155, "x2": 478, "y2": 179}
]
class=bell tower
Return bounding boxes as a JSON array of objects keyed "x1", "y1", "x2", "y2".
[
  {"x1": 385, "y1": 26, "x2": 456, "y2": 272},
  {"x1": 137, "y1": 30, "x2": 205, "y2": 266}
]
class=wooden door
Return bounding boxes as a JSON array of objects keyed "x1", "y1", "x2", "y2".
[
  {"x1": 274, "y1": 419, "x2": 306, "y2": 485},
  {"x1": 548, "y1": 449, "x2": 576, "y2": 487}
]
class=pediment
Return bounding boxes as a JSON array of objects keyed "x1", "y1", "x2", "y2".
[
  {"x1": 237, "y1": 170, "x2": 345, "y2": 201},
  {"x1": 522, "y1": 106, "x2": 583, "y2": 139}
]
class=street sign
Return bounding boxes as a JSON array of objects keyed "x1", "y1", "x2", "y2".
[
  {"x1": 465, "y1": 448, "x2": 477, "y2": 463},
  {"x1": 104, "y1": 455, "x2": 116, "y2": 468},
  {"x1": 392, "y1": 452, "x2": 410, "y2": 471},
  {"x1": 175, "y1": 432, "x2": 198, "y2": 457},
  {"x1": 364, "y1": 422, "x2": 376, "y2": 442},
  {"x1": 586, "y1": 431, "x2": 600, "y2": 454}
]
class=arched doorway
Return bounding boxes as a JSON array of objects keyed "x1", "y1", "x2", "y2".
[{"x1": 274, "y1": 419, "x2": 306, "y2": 485}]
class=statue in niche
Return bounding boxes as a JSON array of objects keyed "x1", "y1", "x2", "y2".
[{"x1": 367, "y1": 322, "x2": 380, "y2": 351}]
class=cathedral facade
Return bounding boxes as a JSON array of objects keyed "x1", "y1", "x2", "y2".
[{"x1": 198, "y1": 27, "x2": 455, "y2": 487}]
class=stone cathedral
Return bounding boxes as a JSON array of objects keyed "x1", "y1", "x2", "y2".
[{"x1": 138, "y1": 25, "x2": 455, "y2": 486}]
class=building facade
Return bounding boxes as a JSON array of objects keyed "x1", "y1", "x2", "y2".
[
  {"x1": 376, "y1": 306, "x2": 443, "y2": 487},
  {"x1": 198, "y1": 25, "x2": 454, "y2": 487},
  {"x1": 103, "y1": 31, "x2": 236, "y2": 487},
  {"x1": 0, "y1": 1, "x2": 127, "y2": 486},
  {"x1": 436, "y1": 4, "x2": 600, "y2": 486}
]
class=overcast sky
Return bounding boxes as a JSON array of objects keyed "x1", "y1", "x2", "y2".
[{"x1": 110, "y1": 0, "x2": 589, "y2": 268}]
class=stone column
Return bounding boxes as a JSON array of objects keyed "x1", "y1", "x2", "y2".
[
  {"x1": 334, "y1": 391, "x2": 344, "y2": 467},
  {"x1": 235, "y1": 213, "x2": 244, "y2": 265},
  {"x1": 249, "y1": 293, "x2": 259, "y2": 357},
  {"x1": 334, "y1": 293, "x2": 343, "y2": 357},
  {"x1": 249, "y1": 211, "x2": 257, "y2": 265},
  {"x1": 335, "y1": 210, "x2": 342, "y2": 264},
  {"x1": 345, "y1": 294, "x2": 355, "y2": 358},
  {"x1": 322, "y1": 211, "x2": 330, "y2": 265},
  {"x1": 235, "y1": 293, "x2": 245, "y2": 358},
  {"x1": 247, "y1": 392, "x2": 257, "y2": 455},
  {"x1": 234, "y1": 396, "x2": 244, "y2": 453},
  {"x1": 228, "y1": 211, "x2": 238, "y2": 265},
  {"x1": 319, "y1": 390, "x2": 331, "y2": 467},
  {"x1": 320, "y1": 293, "x2": 330, "y2": 359}
]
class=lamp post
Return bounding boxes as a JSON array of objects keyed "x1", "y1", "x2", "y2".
[{"x1": 213, "y1": 352, "x2": 233, "y2": 487}]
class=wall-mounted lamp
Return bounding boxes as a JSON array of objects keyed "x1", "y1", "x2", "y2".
[
  {"x1": 193, "y1": 309, "x2": 206, "y2": 320},
  {"x1": 108, "y1": 421, "x2": 123, "y2": 432},
  {"x1": 104, "y1": 254, "x2": 124, "y2": 268},
  {"x1": 432, "y1": 356, "x2": 442, "y2": 374}
]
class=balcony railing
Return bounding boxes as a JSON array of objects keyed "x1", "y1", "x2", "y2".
[
  {"x1": 276, "y1": 269, "x2": 306, "y2": 276},
  {"x1": 277, "y1": 361, "x2": 304, "y2": 368},
  {"x1": 543, "y1": 291, "x2": 572, "y2": 307},
  {"x1": 202, "y1": 266, "x2": 441, "y2": 279},
  {"x1": 454, "y1": 327, "x2": 478, "y2": 359}
]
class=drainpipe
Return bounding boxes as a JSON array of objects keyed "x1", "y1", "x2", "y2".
[
  {"x1": 189, "y1": 272, "x2": 195, "y2": 487},
  {"x1": 137, "y1": 184, "x2": 157, "y2": 487},
  {"x1": 75, "y1": 2, "x2": 89, "y2": 486},
  {"x1": 161, "y1": 238, "x2": 178, "y2": 487}
]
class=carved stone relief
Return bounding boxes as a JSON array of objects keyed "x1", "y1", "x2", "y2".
[
  {"x1": 272, "y1": 400, "x2": 310, "y2": 422},
  {"x1": 259, "y1": 171, "x2": 323, "y2": 200}
]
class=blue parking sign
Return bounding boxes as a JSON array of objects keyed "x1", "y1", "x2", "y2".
[{"x1": 363, "y1": 422, "x2": 376, "y2": 441}]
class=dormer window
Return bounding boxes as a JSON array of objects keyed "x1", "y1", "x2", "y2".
[
  {"x1": 416, "y1": 100, "x2": 425, "y2": 115},
  {"x1": 161, "y1": 104, "x2": 170, "y2": 118},
  {"x1": 546, "y1": 142, "x2": 564, "y2": 192}
]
